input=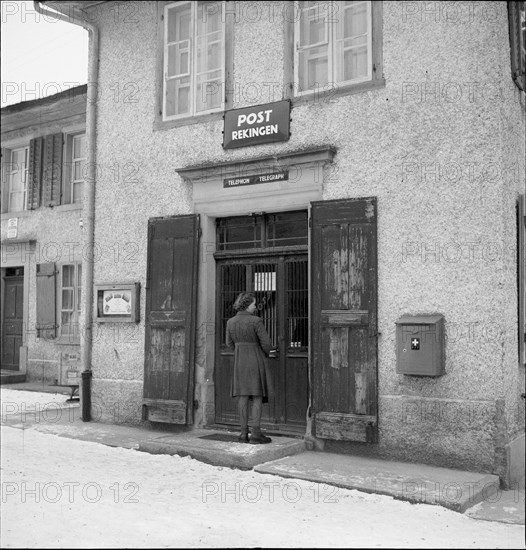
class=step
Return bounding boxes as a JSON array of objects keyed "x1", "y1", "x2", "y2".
[
  {"x1": 138, "y1": 430, "x2": 306, "y2": 469},
  {"x1": 254, "y1": 451, "x2": 500, "y2": 513},
  {"x1": 0, "y1": 371, "x2": 26, "y2": 385}
]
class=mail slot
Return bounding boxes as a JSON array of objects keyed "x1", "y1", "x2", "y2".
[{"x1": 396, "y1": 314, "x2": 445, "y2": 376}]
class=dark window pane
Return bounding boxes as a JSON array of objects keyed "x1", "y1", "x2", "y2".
[{"x1": 267, "y1": 211, "x2": 308, "y2": 247}]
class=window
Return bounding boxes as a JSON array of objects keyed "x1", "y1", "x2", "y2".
[
  {"x1": 216, "y1": 211, "x2": 308, "y2": 251},
  {"x1": 508, "y1": 1, "x2": 525, "y2": 91},
  {"x1": 60, "y1": 263, "x2": 82, "y2": 341},
  {"x1": 163, "y1": 1, "x2": 225, "y2": 120},
  {"x1": 63, "y1": 134, "x2": 86, "y2": 204},
  {"x1": 295, "y1": 1, "x2": 373, "y2": 95},
  {"x1": 4, "y1": 146, "x2": 29, "y2": 212}
]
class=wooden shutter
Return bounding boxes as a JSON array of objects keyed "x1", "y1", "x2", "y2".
[
  {"x1": 27, "y1": 137, "x2": 44, "y2": 210},
  {"x1": 508, "y1": 1, "x2": 525, "y2": 91},
  {"x1": 311, "y1": 197, "x2": 378, "y2": 442},
  {"x1": 1, "y1": 148, "x2": 7, "y2": 214},
  {"x1": 143, "y1": 214, "x2": 200, "y2": 424},
  {"x1": 519, "y1": 195, "x2": 525, "y2": 365},
  {"x1": 43, "y1": 133, "x2": 63, "y2": 206},
  {"x1": 36, "y1": 263, "x2": 57, "y2": 339}
]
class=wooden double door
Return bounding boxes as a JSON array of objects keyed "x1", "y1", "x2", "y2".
[{"x1": 215, "y1": 254, "x2": 309, "y2": 432}]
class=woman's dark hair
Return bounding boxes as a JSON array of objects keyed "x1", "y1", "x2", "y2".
[{"x1": 233, "y1": 292, "x2": 256, "y2": 312}]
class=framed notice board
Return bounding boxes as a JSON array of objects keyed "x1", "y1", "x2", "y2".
[{"x1": 95, "y1": 283, "x2": 140, "y2": 323}]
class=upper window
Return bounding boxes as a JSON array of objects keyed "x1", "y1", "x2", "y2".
[
  {"x1": 63, "y1": 133, "x2": 86, "y2": 205},
  {"x1": 163, "y1": 1, "x2": 225, "y2": 120},
  {"x1": 508, "y1": 1, "x2": 525, "y2": 91},
  {"x1": 295, "y1": 1, "x2": 373, "y2": 95},
  {"x1": 5, "y1": 146, "x2": 29, "y2": 213}
]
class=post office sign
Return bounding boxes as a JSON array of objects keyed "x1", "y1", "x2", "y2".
[{"x1": 223, "y1": 100, "x2": 290, "y2": 149}]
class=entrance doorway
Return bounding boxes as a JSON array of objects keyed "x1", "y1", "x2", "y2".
[
  {"x1": 214, "y1": 211, "x2": 309, "y2": 433},
  {"x1": 2, "y1": 267, "x2": 24, "y2": 371}
]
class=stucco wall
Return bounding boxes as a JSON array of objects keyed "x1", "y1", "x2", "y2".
[
  {"x1": 1, "y1": 92, "x2": 86, "y2": 383},
  {"x1": 86, "y1": 1, "x2": 525, "y2": 477}
]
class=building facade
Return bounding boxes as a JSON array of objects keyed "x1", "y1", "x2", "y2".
[
  {"x1": 1, "y1": 86, "x2": 88, "y2": 386},
  {"x1": 31, "y1": 1, "x2": 525, "y2": 486}
]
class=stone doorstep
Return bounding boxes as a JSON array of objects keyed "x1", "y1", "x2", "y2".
[
  {"x1": 0, "y1": 371, "x2": 26, "y2": 385},
  {"x1": 138, "y1": 432, "x2": 307, "y2": 470},
  {"x1": 254, "y1": 453, "x2": 501, "y2": 514}
]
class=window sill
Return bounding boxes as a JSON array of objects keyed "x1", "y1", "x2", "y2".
[
  {"x1": 1, "y1": 203, "x2": 82, "y2": 220},
  {"x1": 154, "y1": 110, "x2": 224, "y2": 132},
  {"x1": 1, "y1": 209, "x2": 32, "y2": 220},
  {"x1": 54, "y1": 338, "x2": 81, "y2": 346},
  {"x1": 54, "y1": 203, "x2": 83, "y2": 212},
  {"x1": 291, "y1": 77, "x2": 386, "y2": 106}
]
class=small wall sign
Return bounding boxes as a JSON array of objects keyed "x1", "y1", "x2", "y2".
[
  {"x1": 7, "y1": 218, "x2": 18, "y2": 239},
  {"x1": 223, "y1": 100, "x2": 290, "y2": 149},
  {"x1": 95, "y1": 283, "x2": 140, "y2": 323},
  {"x1": 223, "y1": 171, "x2": 288, "y2": 188}
]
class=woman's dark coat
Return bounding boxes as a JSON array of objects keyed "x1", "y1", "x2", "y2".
[{"x1": 226, "y1": 311, "x2": 274, "y2": 399}]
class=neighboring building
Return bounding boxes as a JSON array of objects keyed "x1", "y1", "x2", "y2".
[
  {"x1": 1, "y1": 85, "x2": 87, "y2": 385},
  {"x1": 35, "y1": 1, "x2": 524, "y2": 487}
]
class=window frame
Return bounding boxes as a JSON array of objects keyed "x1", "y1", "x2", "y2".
[
  {"x1": 2, "y1": 145, "x2": 29, "y2": 214},
  {"x1": 62, "y1": 132, "x2": 86, "y2": 206},
  {"x1": 287, "y1": 0, "x2": 384, "y2": 104},
  {"x1": 161, "y1": 0, "x2": 227, "y2": 123},
  {"x1": 57, "y1": 262, "x2": 82, "y2": 344}
]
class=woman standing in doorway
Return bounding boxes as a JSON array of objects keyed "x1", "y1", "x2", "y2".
[{"x1": 226, "y1": 292, "x2": 277, "y2": 444}]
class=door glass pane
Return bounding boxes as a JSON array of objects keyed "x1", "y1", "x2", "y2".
[
  {"x1": 267, "y1": 211, "x2": 308, "y2": 247},
  {"x1": 217, "y1": 216, "x2": 262, "y2": 250},
  {"x1": 253, "y1": 264, "x2": 278, "y2": 347},
  {"x1": 286, "y1": 260, "x2": 308, "y2": 350}
]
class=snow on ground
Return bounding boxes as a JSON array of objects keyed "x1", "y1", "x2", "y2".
[{"x1": 1, "y1": 389, "x2": 525, "y2": 549}]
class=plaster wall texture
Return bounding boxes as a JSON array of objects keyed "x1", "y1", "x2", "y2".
[
  {"x1": 1, "y1": 96, "x2": 86, "y2": 384},
  {"x1": 87, "y1": 1, "x2": 525, "y2": 475}
]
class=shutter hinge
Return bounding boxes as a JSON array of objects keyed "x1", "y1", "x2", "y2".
[
  {"x1": 198, "y1": 227, "x2": 203, "y2": 238},
  {"x1": 308, "y1": 217, "x2": 312, "y2": 228}
]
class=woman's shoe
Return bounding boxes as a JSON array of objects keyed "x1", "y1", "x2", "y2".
[
  {"x1": 249, "y1": 429, "x2": 272, "y2": 444},
  {"x1": 238, "y1": 432, "x2": 249, "y2": 443}
]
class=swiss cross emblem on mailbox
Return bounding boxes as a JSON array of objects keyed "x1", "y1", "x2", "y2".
[{"x1": 411, "y1": 338, "x2": 420, "y2": 350}]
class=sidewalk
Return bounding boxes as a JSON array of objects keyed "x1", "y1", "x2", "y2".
[{"x1": 1, "y1": 383, "x2": 524, "y2": 524}]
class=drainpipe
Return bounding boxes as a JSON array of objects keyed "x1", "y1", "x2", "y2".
[{"x1": 34, "y1": 1, "x2": 98, "y2": 421}]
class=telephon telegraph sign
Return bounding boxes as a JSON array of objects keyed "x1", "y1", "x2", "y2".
[{"x1": 223, "y1": 100, "x2": 291, "y2": 149}]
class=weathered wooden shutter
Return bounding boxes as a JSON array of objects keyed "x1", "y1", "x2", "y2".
[
  {"x1": 518, "y1": 195, "x2": 525, "y2": 365},
  {"x1": 143, "y1": 214, "x2": 200, "y2": 424},
  {"x1": 43, "y1": 133, "x2": 63, "y2": 206},
  {"x1": 508, "y1": 1, "x2": 525, "y2": 91},
  {"x1": 1, "y1": 148, "x2": 7, "y2": 214},
  {"x1": 311, "y1": 197, "x2": 378, "y2": 442},
  {"x1": 36, "y1": 263, "x2": 57, "y2": 339},
  {"x1": 27, "y1": 137, "x2": 44, "y2": 210}
]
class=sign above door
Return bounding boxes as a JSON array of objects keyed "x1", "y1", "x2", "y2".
[{"x1": 223, "y1": 100, "x2": 291, "y2": 150}]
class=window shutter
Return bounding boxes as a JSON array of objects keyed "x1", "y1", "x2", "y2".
[
  {"x1": 43, "y1": 133, "x2": 63, "y2": 207},
  {"x1": 36, "y1": 262, "x2": 57, "y2": 339},
  {"x1": 508, "y1": 1, "x2": 525, "y2": 91},
  {"x1": 27, "y1": 137, "x2": 44, "y2": 210},
  {"x1": 143, "y1": 214, "x2": 200, "y2": 424},
  {"x1": 1, "y1": 148, "x2": 7, "y2": 214},
  {"x1": 311, "y1": 198, "x2": 378, "y2": 442},
  {"x1": 518, "y1": 195, "x2": 525, "y2": 365}
]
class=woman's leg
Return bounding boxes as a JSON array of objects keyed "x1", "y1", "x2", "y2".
[
  {"x1": 238, "y1": 396, "x2": 249, "y2": 441},
  {"x1": 251, "y1": 396, "x2": 263, "y2": 429},
  {"x1": 250, "y1": 396, "x2": 271, "y2": 444}
]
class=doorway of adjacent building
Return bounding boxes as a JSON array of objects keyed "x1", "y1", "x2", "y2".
[
  {"x1": 2, "y1": 267, "x2": 24, "y2": 371},
  {"x1": 214, "y1": 211, "x2": 309, "y2": 433}
]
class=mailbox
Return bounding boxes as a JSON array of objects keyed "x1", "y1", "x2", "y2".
[
  {"x1": 396, "y1": 314, "x2": 445, "y2": 376},
  {"x1": 59, "y1": 351, "x2": 81, "y2": 385}
]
